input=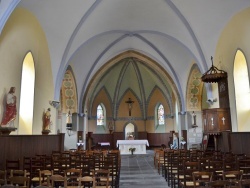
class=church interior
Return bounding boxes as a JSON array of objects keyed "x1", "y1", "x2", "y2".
[{"x1": 1, "y1": 1, "x2": 250, "y2": 187}]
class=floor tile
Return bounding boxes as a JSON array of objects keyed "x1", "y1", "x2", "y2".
[{"x1": 119, "y1": 150, "x2": 169, "y2": 188}]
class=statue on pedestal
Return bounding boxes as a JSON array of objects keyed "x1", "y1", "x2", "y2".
[
  {"x1": 1, "y1": 87, "x2": 17, "y2": 127},
  {"x1": 170, "y1": 133, "x2": 178, "y2": 149},
  {"x1": 0, "y1": 87, "x2": 17, "y2": 135},
  {"x1": 42, "y1": 108, "x2": 51, "y2": 134},
  {"x1": 192, "y1": 111, "x2": 198, "y2": 128},
  {"x1": 66, "y1": 110, "x2": 72, "y2": 130}
]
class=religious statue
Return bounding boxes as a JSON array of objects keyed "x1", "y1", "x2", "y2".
[
  {"x1": 170, "y1": 133, "x2": 178, "y2": 149},
  {"x1": 180, "y1": 136, "x2": 186, "y2": 149},
  {"x1": 43, "y1": 108, "x2": 51, "y2": 131},
  {"x1": 108, "y1": 122, "x2": 113, "y2": 134},
  {"x1": 66, "y1": 110, "x2": 72, "y2": 130},
  {"x1": 192, "y1": 111, "x2": 198, "y2": 128},
  {"x1": 1, "y1": 87, "x2": 17, "y2": 127}
]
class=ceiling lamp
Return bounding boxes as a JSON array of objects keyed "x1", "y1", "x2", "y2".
[{"x1": 201, "y1": 56, "x2": 227, "y2": 83}]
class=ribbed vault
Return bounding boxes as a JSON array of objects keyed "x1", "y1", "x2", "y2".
[{"x1": 85, "y1": 51, "x2": 181, "y2": 118}]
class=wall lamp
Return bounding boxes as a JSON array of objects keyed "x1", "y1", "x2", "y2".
[{"x1": 49, "y1": 100, "x2": 60, "y2": 109}]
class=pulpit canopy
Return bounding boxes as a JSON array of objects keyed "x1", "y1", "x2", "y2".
[{"x1": 201, "y1": 56, "x2": 227, "y2": 83}]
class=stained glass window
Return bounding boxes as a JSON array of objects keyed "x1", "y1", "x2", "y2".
[
  {"x1": 97, "y1": 104, "x2": 104, "y2": 125},
  {"x1": 157, "y1": 104, "x2": 165, "y2": 125}
]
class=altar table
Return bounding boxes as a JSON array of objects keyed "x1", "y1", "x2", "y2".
[
  {"x1": 98, "y1": 142, "x2": 110, "y2": 146},
  {"x1": 116, "y1": 140, "x2": 149, "y2": 154}
]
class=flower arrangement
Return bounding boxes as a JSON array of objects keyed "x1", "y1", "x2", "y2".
[{"x1": 129, "y1": 147, "x2": 136, "y2": 154}]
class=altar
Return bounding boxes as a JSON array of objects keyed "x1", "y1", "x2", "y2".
[{"x1": 116, "y1": 140, "x2": 149, "y2": 154}]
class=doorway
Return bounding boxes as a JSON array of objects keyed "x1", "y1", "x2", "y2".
[{"x1": 125, "y1": 123, "x2": 135, "y2": 140}]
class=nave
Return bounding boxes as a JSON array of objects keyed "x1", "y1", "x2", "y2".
[{"x1": 119, "y1": 150, "x2": 168, "y2": 188}]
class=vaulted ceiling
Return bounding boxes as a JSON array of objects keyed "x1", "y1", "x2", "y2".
[
  {"x1": 3, "y1": 0, "x2": 249, "y2": 113},
  {"x1": 87, "y1": 51, "x2": 177, "y2": 115}
]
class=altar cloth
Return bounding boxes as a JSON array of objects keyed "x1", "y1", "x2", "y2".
[{"x1": 116, "y1": 140, "x2": 149, "y2": 154}]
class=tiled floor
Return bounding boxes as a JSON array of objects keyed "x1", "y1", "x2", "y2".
[{"x1": 119, "y1": 150, "x2": 169, "y2": 188}]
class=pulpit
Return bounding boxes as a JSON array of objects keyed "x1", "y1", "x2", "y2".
[
  {"x1": 202, "y1": 108, "x2": 231, "y2": 150},
  {"x1": 202, "y1": 108, "x2": 231, "y2": 133},
  {"x1": 201, "y1": 57, "x2": 232, "y2": 151}
]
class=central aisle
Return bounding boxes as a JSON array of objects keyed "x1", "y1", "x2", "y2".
[{"x1": 119, "y1": 150, "x2": 169, "y2": 188}]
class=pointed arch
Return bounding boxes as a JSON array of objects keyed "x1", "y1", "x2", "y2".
[
  {"x1": 89, "y1": 86, "x2": 113, "y2": 127},
  {"x1": 233, "y1": 49, "x2": 250, "y2": 131},
  {"x1": 117, "y1": 89, "x2": 142, "y2": 119},
  {"x1": 89, "y1": 86, "x2": 112, "y2": 119},
  {"x1": 186, "y1": 64, "x2": 203, "y2": 111},
  {"x1": 147, "y1": 85, "x2": 172, "y2": 114},
  {"x1": 61, "y1": 67, "x2": 78, "y2": 113},
  {"x1": 82, "y1": 50, "x2": 182, "y2": 115},
  {"x1": 19, "y1": 51, "x2": 35, "y2": 134},
  {"x1": 123, "y1": 121, "x2": 138, "y2": 140}
]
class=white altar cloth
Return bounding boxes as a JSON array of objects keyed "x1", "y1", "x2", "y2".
[
  {"x1": 98, "y1": 142, "x2": 110, "y2": 146},
  {"x1": 116, "y1": 140, "x2": 149, "y2": 154}
]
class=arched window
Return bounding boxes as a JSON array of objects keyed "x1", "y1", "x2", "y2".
[
  {"x1": 125, "y1": 123, "x2": 135, "y2": 140},
  {"x1": 19, "y1": 52, "x2": 35, "y2": 134},
  {"x1": 157, "y1": 104, "x2": 165, "y2": 125},
  {"x1": 234, "y1": 50, "x2": 250, "y2": 131},
  {"x1": 97, "y1": 104, "x2": 105, "y2": 126}
]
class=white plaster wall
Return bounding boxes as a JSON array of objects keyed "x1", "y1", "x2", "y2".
[
  {"x1": 215, "y1": 7, "x2": 250, "y2": 132},
  {"x1": 0, "y1": 8, "x2": 55, "y2": 134}
]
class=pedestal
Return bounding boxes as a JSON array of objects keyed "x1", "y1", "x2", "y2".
[
  {"x1": 180, "y1": 141, "x2": 186, "y2": 149},
  {"x1": 0, "y1": 127, "x2": 17, "y2": 135},
  {"x1": 42, "y1": 130, "x2": 50, "y2": 135},
  {"x1": 77, "y1": 142, "x2": 84, "y2": 150}
]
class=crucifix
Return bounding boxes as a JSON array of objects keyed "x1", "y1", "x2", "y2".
[{"x1": 125, "y1": 98, "x2": 134, "y2": 116}]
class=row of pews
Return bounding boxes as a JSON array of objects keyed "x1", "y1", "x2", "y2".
[
  {"x1": 0, "y1": 149, "x2": 121, "y2": 187},
  {"x1": 154, "y1": 148, "x2": 250, "y2": 188}
]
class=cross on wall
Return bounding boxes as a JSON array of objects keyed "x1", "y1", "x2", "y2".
[
  {"x1": 210, "y1": 116, "x2": 226, "y2": 126},
  {"x1": 222, "y1": 117, "x2": 225, "y2": 125}
]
